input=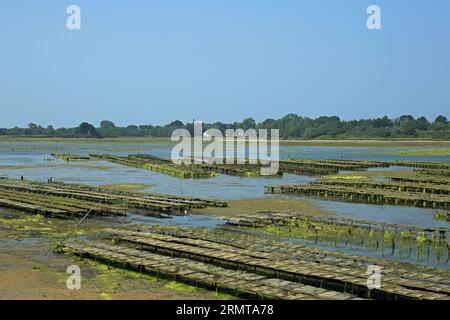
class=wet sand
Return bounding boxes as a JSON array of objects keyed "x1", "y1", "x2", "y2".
[{"x1": 197, "y1": 197, "x2": 333, "y2": 217}]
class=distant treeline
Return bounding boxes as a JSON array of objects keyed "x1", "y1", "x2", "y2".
[{"x1": 1, "y1": 114, "x2": 449, "y2": 139}]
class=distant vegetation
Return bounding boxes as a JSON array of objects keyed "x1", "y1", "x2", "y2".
[{"x1": 0, "y1": 114, "x2": 449, "y2": 139}]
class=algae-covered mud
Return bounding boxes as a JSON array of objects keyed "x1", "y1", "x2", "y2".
[{"x1": 0, "y1": 139, "x2": 449, "y2": 300}]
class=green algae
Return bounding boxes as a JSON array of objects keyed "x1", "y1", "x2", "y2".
[
  {"x1": 99, "y1": 292, "x2": 113, "y2": 300},
  {"x1": 162, "y1": 281, "x2": 233, "y2": 299},
  {"x1": 251, "y1": 216, "x2": 449, "y2": 261},
  {"x1": 84, "y1": 260, "x2": 233, "y2": 300},
  {"x1": 31, "y1": 264, "x2": 71, "y2": 287},
  {"x1": 0, "y1": 212, "x2": 90, "y2": 239},
  {"x1": 88, "y1": 261, "x2": 158, "y2": 283},
  {"x1": 433, "y1": 211, "x2": 449, "y2": 221},
  {"x1": 0, "y1": 214, "x2": 51, "y2": 233}
]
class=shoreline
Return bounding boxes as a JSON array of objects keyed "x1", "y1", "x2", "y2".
[{"x1": 0, "y1": 136, "x2": 450, "y2": 147}]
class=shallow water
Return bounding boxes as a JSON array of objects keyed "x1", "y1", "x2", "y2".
[
  {"x1": 283, "y1": 234, "x2": 449, "y2": 268},
  {"x1": 0, "y1": 157, "x2": 313, "y2": 200},
  {"x1": 0, "y1": 141, "x2": 449, "y2": 255},
  {"x1": 298, "y1": 196, "x2": 450, "y2": 229},
  {"x1": 122, "y1": 213, "x2": 227, "y2": 229}
]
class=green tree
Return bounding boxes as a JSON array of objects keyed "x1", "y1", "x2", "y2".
[
  {"x1": 100, "y1": 120, "x2": 116, "y2": 129},
  {"x1": 77, "y1": 122, "x2": 101, "y2": 138},
  {"x1": 435, "y1": 115, "x2": 448, "y2": 124},
  {"x1": 242, "y1": 117, "x2": 256, "y2": 130}
]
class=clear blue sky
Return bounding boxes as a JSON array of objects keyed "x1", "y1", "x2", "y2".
[{"x1": 0, "y1": 0, "x2": 449, "y2": 127}]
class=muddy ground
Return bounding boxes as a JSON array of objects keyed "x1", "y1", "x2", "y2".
[
  {"x1": 0, "y1": 196, "x2": 333, "y2": 300},
  {"x1": 0, "y1": 211, "x2": 233, "y2": 300},
  {"x1": 197, "y1": 197, "x2": 333, "y2": 217}
]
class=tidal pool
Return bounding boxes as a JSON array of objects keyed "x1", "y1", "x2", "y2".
[
  {"x1": 299, "y1": 196, "x2": 450, "y2": 229},
  {"x1": 122, "y1": 213, "x2": 227, "y2": 229}
]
